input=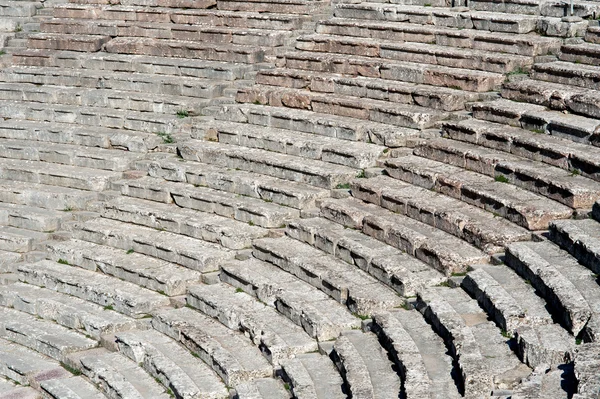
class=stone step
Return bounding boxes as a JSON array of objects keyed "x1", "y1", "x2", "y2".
[
  {"x1": 178, "y1": 140, "x2": 359, "y2": 189},
  {"x1": 351, "y1": 175, "x2": 532, "y2": 254},
  {"x1": 0, "y1": 307, "x2": 97, "y2": 361},
  {"x1": 0, "y1": 179, "x2": 97, "y2": 211},
  {"x1": 152, "y1": 307, "x2": 273, "y2": 386},
  {"x1": 505, "y1": 240, "x2": 600, "y2": 341},
  {"x1": 384, "y1": 154, "x2": 573, "y2": 230},
  {"x1": 202, "y1": 119, "x2": 386, "y2": 169},
  {"x1": 316, "y1": 18, "x2": 561, "y2": 56},
  {"x1": 115, "y1": 329, "x2": 229, "y2": 399},
  {"x1": 253, "y1": 235, "x2": 404, "y2": 315},
  {"x1": 0, "y1": 158, "x2": 121, "y2": 192},
  {"x1": 0, "y1": 100, "x2": 191, "y2": 134},
  {"x1": 233, "y1": 378, "x2": 291, "y2": 399},
  {"x1": 282, "y1": 50, "x2": 506, "y2": 92},
  {"x1": 68, "y1": 349, "x2": 171, "y2": 399},
  {"x1": 320, "y1": 197, "x2": 489, "y2": 275},
  {"x1": 286, "y1": 217, "x2": 447, "y2": 296},
  {"x1": 68, "y1": 0, "x2": 216, "y2": 9},
  {"x1": 280, "y1": 353, "x2": 345, "y2": 399},
  {"x1": 71, "y1": 217, "x2": 234, "y2": 274},
  {"x1": 560, "y1": 42, "x2": 600, "y2": 66},
  {"x1": 40, "y1": 18, "x2": 293, "y2": 47},
  {"x1": 0, "y1": 251, "x2": 22, "y2": 273},
  {"x1": 0, "y1": 66, "x2": 231, "y2": 99},
  {"x1": 296, "y1": 33, "x2": 533, "y2": 73},
  {"x1": 236, "y1": 85, "x2": 449, "y2": 130},
  {"x1": 47, "y1": 239, "x2": 203, "y2": 296},
  {"x1": 100, "y1": 196, "x2": 268, "y2": 250},
  {"x1": 417, "y1": 287, "x2": 531, "y2": 397},
  {"x1": 0, "y1": 2, "x2": 39, "y2": 18},
  {"x1": 28, "y1": 33, "x2": 111, "y2": 52},
  {"x1": 461, "y1": 265, "x2": 575, "y2": 367},
  {"x1": 531, "y1": 61, "x2": 600, "y2": 91},
  {"x1": 502, "y1": 79, "x2": 600, "y2": 120},
  {"x1": 115, "y1": 176, "x2": 299, "y2": 228},
  {"x1": 0, "y1": 380, "x2": 40, "y2": 399},
  {"x1": 40, "y1": 376, "x2": 108, "y2": 399},
  {"x1": 0, "y1": 202, "x2": 69, "y2": 232},
  {"x1": 186, "y1": 283, "x2": 318, "y2": 365},
  {"x1": 52, "y1": 5, "x2": 308, "y2": 31},
  {"x1": 208, "y1": 103, "x2": 428, "y2": 147},
  {"x1": 331, "y1": 330, "x2": 401, "y2": 398},
  {"x1": 549, "y1": 218, "x2": 600, "y2": 275},
  {"x1": 512, "y1": 365, "x2": 576, "y2": 399},
  {"x1": 469, "y1": 0, "x2": 600, "y2": 18},
  {"x1": 220, "y1": 258, "x2": 361, "y2": 341},
  {"x1": 0, "y1": 282, "x2": 142, "y2": 339},
  {"x1": 574, "y1": 342, "x2": 600, "y2": 398},
  {"x1": 216, "y1": 0, "x2": 329, "y2": 14},
  {"x1": 0, "y1": 139, "x2": 144, "y2": 171},
  {"x1": 0, "y1": 226, "x2": 47, "y2": 252},
  {"x1": 414, "y1": 137, "x2": 600, "y2": 209},
  {"x1": 255, "y1": 67, "x2": 482, "y2": 112},
  {"x1": 12, "y1": 49, "x2": 254, "y2": 80},
  {"x1": 16, "y1": 259, "x2": 171, "y2": 317},
  {"x1": 140, "y1": 153, "x2": 329, "y2": 210},
  {"x1": 0, "y1": 336, "x2": 71, "y2": 385},
  {"x1": 586, "y1": 26, "x2": 600, "y2": 44},
  {"x1": 371, "y1": 309, "x2": 461, "y2": 399},
  {"x1": 0, "y1": 82, "x2": 215, "y2": 115},
  {"x1": 441, "y1": 118, "x2": 600, "y2": 183},
  {"x1": 0, "y1": 119, "x2": 162, "y2": 153},
  {"x1": 104, "y1": 36, "x2": 268, "y2": 64}
]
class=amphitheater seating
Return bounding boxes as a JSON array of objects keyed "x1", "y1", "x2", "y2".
[{"x1": 1, "y1": 0, "x2": 600, "y2": 395}]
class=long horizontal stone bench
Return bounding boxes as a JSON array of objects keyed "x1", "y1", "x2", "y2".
[
  {"x1": 27, "y1": 33, "x2": 112, "y2": 52},
  {"x1": 0, "y1": 337, "x2": 70, "y2": 386},
  {"x1": 371, "y1": 309, "x2": 461, "y2": 399},
  {"x1": 461, "y1": 265, "x2": 575, "y2": 367},
  {"x1": 208, "y1": 103, "x2": 428, "y2": 147},
  {"x1": 0, "y1": 307, "x2": 97, "y2": 362},
  {"x1": 560, "y1": 42, "x2": 600, "y2": 66},
  {"x1": 286, "y1": 216, "x2": 446, "y2": 296},
  {"x1": 16, "y1": 260, "x2": 171, "y2": 317},
  {"x1": 101, "y1": 196, "x2": 268, "y2": 250},
  {"x1": 40, "y1": 376, "x2": 108, "y2": 399},
  {"x1": 0, "y1": 282, "x2": 142, "y2": 339},
  {"x1": 282, "y1": 50, "x2": 506, "y2": 92},
  {"x1": 0, "y1": 1, "x2": 39, "y2": 17},
  {"x1": 351, "y1": 175, "x2": 531, "y2": 253},
  {"x1": 296, "y1": 33, "x2": 533, "y2": 73},
  {"x1": 384, "y1": 155, "x2": 573, "y2": 230},
  {"x1": 414, "y1": 137, "x2": 600, "y2": 209},
  {"x1": 503, "y1": 79, "x2": 600, "y2": 120},
  {"x1": 0, "y1": 226, "x2": 48, "y2": 253},
  {"x1": 316, "y1": 18, "x2": 561, "y2": 56},
  {"x1": 47, "y1": 239, "x2": 203, "y2": 296},
  {"x1": 586, "y1": 26, "x2": 600, "y2": 44},
  {"x1": 253, "y1": 235, "x2": 404, "y2": 314},
  {"x1": 220, "y1": 258, "x2": 361, "y2": 340},
  {"x1": 0, "y1": 100, "x2": 191, "y2": 134},
  {"x1": 0, "y1": 202, "x2": 69, "y2": 232},
  {"x1": 216, "y1": 0, "x2": 329, "y2": 14},
  {"x1": 71, "y1": 217, "x2": 233, "y2": 273},
  {"x1": 255, "y1": 67, "x2": 482, "y2": 112},
  {"x1": 0, "y1": 179, "x2": 97, "y2": 211},
  {"x1": 116, "y1": 176, "x2": 299, "y2": 228},
  {"x1": 331, "y1": 330, "x2": 401, "y2": 398},
  {"x1": 187, "y1": 283, "x2": 318, "y2": 364},
  {"x1": 236, "y1": 85, "x2": 449, "y2": 129},
  {"x1": 320, "y1": 197, "x2": 489, "y2": 275},
  {"x1": 233, "y1": 378, "x2": 291, "y2": 398},
  {"x1": 442, "y1": 118, "x2": 600, "y2": 183},
  {"x1": 550, "y1": 219, "x2": 600, "y2": 275},
  {"x1": 68, "y1": 348, "x2": 171, "y2": 399},
  {"x1": 12, "y1": 49, "x2": 255, "y2": 81},
  {"x1": 417, "y1": 287, "x2": 531, "y2": 397},
  {"x1": 0, "y1": 382, "x2": 40, "y2": 399},
  {"x1": 280, "y1": 353, "x2": 346, "y2": 399},
  {"x1": 0, "y1": 158, "x2": 121, "y2": 192},
  {"x1": 201, "y1": 119, "x2": 386, "y2": 169},
  {"x1": 470, "y1": 0, "x2": 600, "y2": 17},
  {"x1": 152, "y1": 307, "x2": 273, "y2": 386},
  {"x1": 115, "y1": 329, "x2": 229, "y2": 399},
  {"x1": 0, "y1": 119, "x2": 162, "y2": 153},
  {"x1": 141, "y1": 154, "x2": 329, "y2": 209},
  {"x1": 505, "y1": 240, "x2": 600, "y2": 341},
  {"x1": 178, "y1": 140, "x2": 359, "y2": 189},
  {"x1": 531, "y1": 61, "x2": 600, "y2": 91},
  {"x1": 68, "y1": 0, "x2": 217, "y2": 9},
  {"x1": 0, "y1": 139, "x2": 144, "y2": 171}
]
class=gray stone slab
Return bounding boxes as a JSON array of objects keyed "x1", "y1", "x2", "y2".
[
  {"x1": 0, "y1": 337, "x2": 69, "y2": 385},
  {"x1": 0, "y1": 179, "x2": 97, "y2": 211},
  {"x1": 280, "y1": 353, "x2": 345, "y2": 399},
  {"x1": 550, "y1": 218, "x2": 600, "y2": 274},
  {"x1": 40, "y1": 376, "x2": 107, "y2": 399}
]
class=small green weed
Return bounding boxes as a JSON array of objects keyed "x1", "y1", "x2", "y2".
[
  {"x1": 156, "y1": 131, "x2": 174, "y2": 144},
  {"x1": 235, "y1": 288, "x2": 244, "y2": 293},
  {"x1": 103, "y1": 305, "x2": 114, "y2": 311},
  {"x1": 571, "y1": 169, "x2": 580, "y2": 176},
  {"x1": 494, "y1": 175, "x2": 510, "y2": 183},
  {"x1": 356, "y1": 170, "x2": 366, "y2": 178},
  {"x1": 501, "y1": 330, "x2": 511, "y2": 339},
  {"x1": 126, "y1": 249, "x2": 134, "y2": 254},
  {"x1": 57, "y1": 258, "x2": 69, "y2": 265},
  {"x1": 335, "y1": 183, "x2": 351, "y2": 189},
  {"x1": 60, "y1": 362, "x2": 81, "y2": 376},
  {"x1": 176, "y1": 110, "x2": 189, "y2": 118}
]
